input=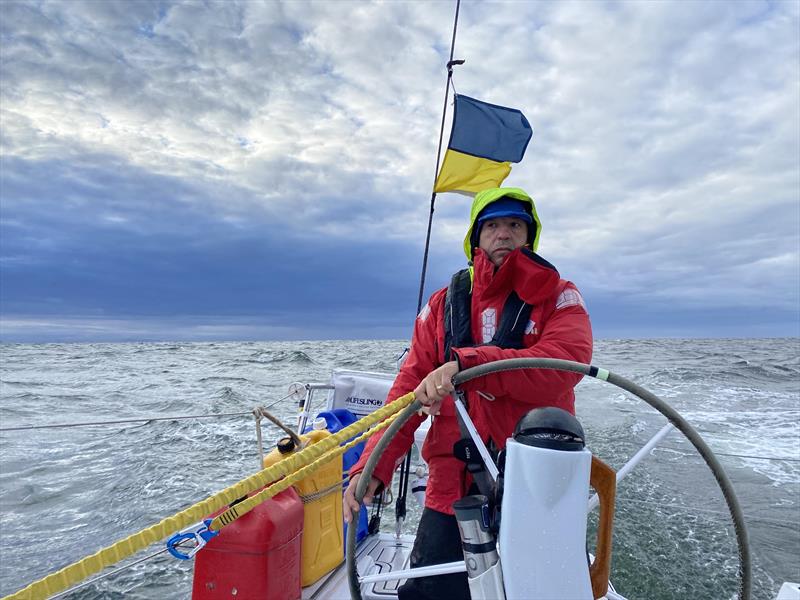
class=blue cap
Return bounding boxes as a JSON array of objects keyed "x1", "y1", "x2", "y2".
[{"x1": 476, "y1": 198, "x2": 533, "y2": 225}]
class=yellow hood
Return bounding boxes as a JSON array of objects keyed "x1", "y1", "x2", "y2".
[{"x1": 463, "y1": 187, "x2": 542, "y2": 262}]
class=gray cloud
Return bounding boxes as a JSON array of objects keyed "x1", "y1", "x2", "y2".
[{"x1": 1, "y1": 0, "x2": 798, "y2": 340}]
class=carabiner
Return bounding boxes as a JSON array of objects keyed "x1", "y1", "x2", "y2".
[{"x1": 166, "y1": 519, "x2": 218, "y2": 560}]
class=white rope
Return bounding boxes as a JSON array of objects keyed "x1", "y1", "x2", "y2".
[
  {"x1": 0, "y1": 412, "x2": 253, "y2": 432},
  {"x1": 658, "y1": 445, "x2": 800, "y2": 462},
  {"x1": 254, "y1": 410, "x2": 266, "y2": 468},
  {"x1": 615, "y1": 496, "x2": 792, "y2": 527},
  {"x1": 49, "y1": 544, "x2": 189, "y2": 598},
  {"x1": 297, "y1": 480, "x2": 344, "y2": 504},
  {"x1": 0, "y1": 392, "x2": 298, "y2": 433}
]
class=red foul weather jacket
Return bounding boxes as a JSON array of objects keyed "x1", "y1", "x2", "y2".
[{"x1": 350, "y1": 247, "x2": 593, "y2": 515}]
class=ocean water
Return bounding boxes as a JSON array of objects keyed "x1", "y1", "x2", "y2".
[{"x1": 0, "y1": 338, "x2": 798, "y2": 599}]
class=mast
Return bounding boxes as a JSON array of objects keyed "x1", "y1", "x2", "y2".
[
  {"x1": 414, "y1": 0, "x2": 463, "y2": 317},
  {"x1": 395, "y1": 0, "x2": 463, "y2": 534}
]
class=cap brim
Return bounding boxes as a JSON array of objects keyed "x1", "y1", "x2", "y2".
[{"x1": 477, "y1": 210, "x2": 533, "y2": 224}]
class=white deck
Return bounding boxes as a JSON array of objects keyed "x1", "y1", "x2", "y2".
[
  {"x1": 302, "y1": 533, "x2": 415, "y2": 600},
  {"x1": 777, "y1": 582, "x2": 800, "y2": 600}
]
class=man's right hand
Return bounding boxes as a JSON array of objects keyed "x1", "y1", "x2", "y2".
[
  {"x1": 413, "y1": 360, "x2": 458, "y2": 416},
  {"x1": 343, "y1": 473, "x2": 382, "y2": 524}
]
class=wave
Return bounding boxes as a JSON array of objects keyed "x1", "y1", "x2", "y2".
[
  {"x1": 0, "y1": 379, "x2": 49, "y2": 388},
  {"x1": 1, "y1": 337, "x2": 796, "y2": 600},
  {"x1": 217, "y1": 386, "x2": 246, "y2": 403},
  {"x1": 245, "y1": 350, "x2": 314, "y2": 365},
  {"x1": 198, "y1": 376, "x2": 250, "y2": 383}
]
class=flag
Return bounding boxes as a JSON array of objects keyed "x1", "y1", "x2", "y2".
[{"x1": 434, "y1": 95, "x2": 532, "y2": 194}]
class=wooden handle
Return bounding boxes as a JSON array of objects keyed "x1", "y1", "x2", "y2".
[{"x1": 589, "y1": 455, "x2": 616, "y2": 599}]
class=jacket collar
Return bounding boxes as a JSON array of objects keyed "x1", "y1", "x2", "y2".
[{"x1": 472, "y1": 247, "x2": 560, "y2": 305}]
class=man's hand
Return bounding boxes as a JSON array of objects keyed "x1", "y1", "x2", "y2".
[
  {"x1": 414, "y1": 360, "x2": 459, "y2": 416},
  {"x1": 343, "y1": 473, "x2": 382, "y2": 524}
]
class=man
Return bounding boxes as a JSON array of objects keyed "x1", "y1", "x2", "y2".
[{"x1": 343, "y1": 187, "x2": 593, "y2": 600}]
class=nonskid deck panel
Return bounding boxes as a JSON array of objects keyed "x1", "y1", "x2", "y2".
[{"x1": 301, "y1": 533, "x2": 414, "y2": 600}]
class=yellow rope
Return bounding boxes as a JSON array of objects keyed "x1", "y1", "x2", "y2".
[
  {"x1": 4, "y1": 392, "x2": 415, "y2": 600},
  {"x1": 211, "y1": 413, "x2": 391, "y2": 529}
]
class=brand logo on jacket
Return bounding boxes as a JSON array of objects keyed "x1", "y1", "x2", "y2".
[
  {"x1": 481, "y1": 308, "x2": 497, "y2": 343},
  {"x1": 525, "y1": 320, "x2": 537, "y2": 335}
]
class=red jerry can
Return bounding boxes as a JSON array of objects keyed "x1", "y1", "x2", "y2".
[{"x1": 192, "y1": 487, "x2": 304, "y2": 600}]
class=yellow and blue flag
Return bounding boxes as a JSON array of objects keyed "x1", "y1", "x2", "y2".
[{"x1": 434, "y1": 95, "x2": 532, "y2": 194}]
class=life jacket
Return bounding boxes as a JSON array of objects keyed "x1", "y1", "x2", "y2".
[
  {"x1": 444, "y1": 266, "x2": 531, "y2": 500},
  {"x1": 443, "y1": 268, "x2": 533, "y2": 363}
]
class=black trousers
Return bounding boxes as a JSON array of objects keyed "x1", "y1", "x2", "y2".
[{"x1": 397, "y1": 507, "x2": 470, "y2": 600}]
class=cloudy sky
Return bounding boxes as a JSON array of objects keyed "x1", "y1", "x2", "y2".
[{"x1": 1, "y1": 0, "x2": 798, "y2": 342}]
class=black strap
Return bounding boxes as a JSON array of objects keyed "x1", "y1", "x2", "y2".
[
  {"x1": 461, "y1": 540, "x2": 497, "y2": 555},
  {"x1": 443, "y1": 268, "x2": 473, "y2": 361},
  {"x1": 443, "y1": 269, "x2": 534, "y2": 361},
  {"x1": 453, "y1": 392, "x2": 496, "y2": 500},
  {"x1": 489, "y1": 292, "x2": 531, "y2": 349}
]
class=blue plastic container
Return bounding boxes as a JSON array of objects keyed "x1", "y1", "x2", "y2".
[{"x1": 307, "y1": 409, "x2": 369, "y2": 546}]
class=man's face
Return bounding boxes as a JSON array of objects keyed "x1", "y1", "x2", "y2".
[{"x1": 478, "y1": 216, "x2": 529, "y2": 267}]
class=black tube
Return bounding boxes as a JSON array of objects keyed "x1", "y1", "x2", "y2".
[
  {"x1": 347, "y1": 398, "x2": 423, "y2": 600},
  {"x1": 346, "y1": 358, "x2": 752, "y2": 600},
  {"x1": 452, "y1": 357, "x2": 751, "y2": 600}
]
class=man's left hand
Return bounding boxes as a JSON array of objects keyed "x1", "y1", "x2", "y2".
[{"x1": 414, "y1": 360, "x2": 459, "y2": 416}]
